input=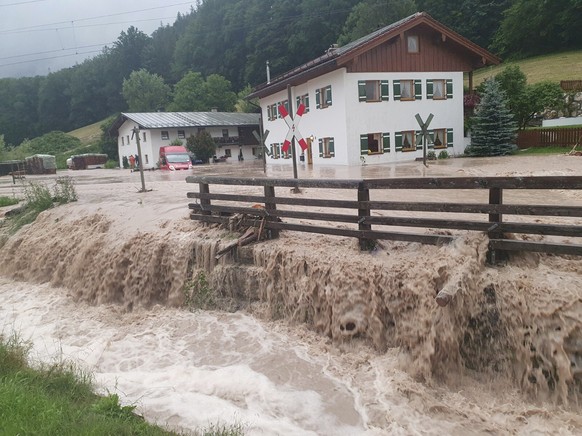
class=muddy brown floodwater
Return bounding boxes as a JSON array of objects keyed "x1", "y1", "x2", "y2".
[{"x1": 0, "y1": 155, "x2": 581, "y2": 435}]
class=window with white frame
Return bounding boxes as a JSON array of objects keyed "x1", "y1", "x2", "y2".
[
  {"x1": 358, "y1": 80, "x2": 389, "y2": 102},
  {"x1": 222, "y1": 129, "x2": 229, "y2": 138},
  {"x1": 318, "y1": 137, "x2": 335, "y2": 158},
  {"x1": 360, "y1": 132, "x2": 390, "y2": 155},
  {"x1": 121, "y1": 136, "x2": 125, "y2": 146},
  {"x1": 161, "y1": 131, "x2": 169, "y2": 140},
  {"x1": 142, "y1": 132, "x2": 147, "y2": 142},
  {"x1": 178, "y1": 130, "x2": 185, "y2": 139},
  {"x1": 316, "y1": 85, "x2": 332, "y2": 109}
]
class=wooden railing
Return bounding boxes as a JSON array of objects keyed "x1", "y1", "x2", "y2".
[
  {"x1": 186, "y1": 176, "x2": 582, "y2": 261},
  {"x1": 517, "y1": 127, "x2": 582, "y2": 149}
]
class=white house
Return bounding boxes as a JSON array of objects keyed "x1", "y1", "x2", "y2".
[
  {"x1": 248, "y1": 12, "x2": 500, "y2": 166},
  {"x1": 110, "y1": 112, "x2": 261, "y2": 169}
]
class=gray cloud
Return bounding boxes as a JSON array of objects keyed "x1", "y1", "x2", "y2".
[{"x1": 0, "y1": 0, "x2": 194, "y2": 78}]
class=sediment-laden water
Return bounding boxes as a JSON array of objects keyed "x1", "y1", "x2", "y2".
[{"x1": 1, "y1": 156, "x2": 581, "y2": 434}]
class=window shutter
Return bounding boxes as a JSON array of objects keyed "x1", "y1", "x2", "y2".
[
  {"x1": 427, "y1": 130, "x2": 435, "y2": 149},
  {"x1": 382, "y1": 133, "x2": 390, "y2": 153},
  {"x1": 415, "y1": 80, "x2": 422, "y2": 100},
  {"x1": 381, "y1": 80, "x2": 389, "y2": 101},
  {"x1": 447, "y1": 128, "x2": 454, "y2": 147},
  {"x1": 426, "y1": 80, "x2": 434, "y2": 99},
  {"x1": 305, "y1": 95, "x2": 310, "y2": 112},
  {"x1": 358, "y1": 81, "x2": 367, "y2": 102},
  {"x1": 395, "y1": 132, "x2": 403, "y2": 151},
  {"x1": 325, "y1": 86, "x2": 332, "y2": 105},
  {"x1": 393, "y1": 80, "x2": 401, "y2": 100},
  {"x1": 360, "y1": 134, "x2": 368, "y2": 155},
  {"x1": 329, "y1": 138, "x2": 335, "y2": 157},
  {"x1": 416, "y1": 130, "x2": 423, "y2": 149},
  {"x1": 270, "y1": 144, "x2": 274, "y2": 157},
  {"x1": 296, "y1": 96, "x2": 301, "y2": 108},
  {"x1": 318, "y1": 138, "x2": 323, "y2": 157},
  {"x1": 316, "y1": 89, "x2": 321, "y2": 109},
  {"x1": 446, "y1": 79, "x2": 453, "y2": 99}
]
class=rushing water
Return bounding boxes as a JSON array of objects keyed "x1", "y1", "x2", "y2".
[{"x1": 1, "y1": 155, "x2": 582, "y2": 435}]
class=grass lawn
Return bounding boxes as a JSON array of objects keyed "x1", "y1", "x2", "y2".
[
  {"x1": 515, "y1": 146, "x2": 573, "y2": 155},
  {"x1": 0, "y1": 334, "x2": 244, "y2": 436},
  {"x1": 469, "y1": 50, "x2": 582, "y2": 86},
  {"x1": 0, "y1": 196, "x2": 19, "y2": 207}
]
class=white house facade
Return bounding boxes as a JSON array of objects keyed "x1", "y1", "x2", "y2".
[
  {"x1": 110, "y1": 112, "x2": 261, "y2": 169},
  {"x1": 249, "y1": 12, "x2": 500, "y2": 167}
]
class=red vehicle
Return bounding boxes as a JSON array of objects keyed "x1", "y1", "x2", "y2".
[{"x1": 158, "y1": 145, "x2": 193, "y2": 171}]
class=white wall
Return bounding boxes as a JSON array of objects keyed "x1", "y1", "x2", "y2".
[
  {"x1": 542, "y1": 117, "x2": 582, "y2": 127},
  {"x1": 260, "y1": 70, "x2": 465, "y2": 167}
]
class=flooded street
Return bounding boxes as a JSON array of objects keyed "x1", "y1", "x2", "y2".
[{"x1": 1, "y1": 154, "x2": 581, "y2": 435}]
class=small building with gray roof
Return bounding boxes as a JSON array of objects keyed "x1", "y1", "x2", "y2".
[{"x1": 109, "y1": 111, "x2": 261, "y2": 169}]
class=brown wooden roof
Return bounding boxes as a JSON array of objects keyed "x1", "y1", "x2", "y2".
[{"x1": 249, "y1": 12, "x2": 500, "y2": 99}]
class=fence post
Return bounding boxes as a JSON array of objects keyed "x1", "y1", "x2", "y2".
[
  {"x1": 358, "y1": 182, "x2": 373, "y2": 250},
  {"x1": 487, "y1": 187, "x2": 507, "y2": 264},
  {"x1": 199, "y1": 182, "x2": 211, "y2": 218},
  {"x1": 264, "y1": 184, "x2": 279, "y2": 239}
]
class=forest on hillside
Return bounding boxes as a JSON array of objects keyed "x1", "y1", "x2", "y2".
[{"x1": 0, "y1": 0, "x2": 581, "y2": 148}]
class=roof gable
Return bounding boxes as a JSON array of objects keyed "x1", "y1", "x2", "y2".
[{"x1": 249, "y1": 12, "x2": 500, "y2": 99}]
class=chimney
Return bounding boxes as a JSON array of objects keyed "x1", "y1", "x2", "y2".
[{"x1": 266, "y1": 60, "x2": 271, "y2": 84}]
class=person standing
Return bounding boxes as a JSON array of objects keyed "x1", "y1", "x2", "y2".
[{"x1": 129, "y1": 154, "x2": 135, "y2": 170}]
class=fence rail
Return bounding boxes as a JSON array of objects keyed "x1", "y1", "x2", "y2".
[
  {"x1": 517, "y1": 126, "x2": 582, "y2": 149},
  {"x1": 560, "y1": 80, "x2": 582, "y2": 91},
  {"x1": 186, "y1": 175, "x2": 582, "y2": 261}
]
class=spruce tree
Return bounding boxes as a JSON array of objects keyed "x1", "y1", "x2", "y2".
[{"x1": 466, "y1": 78, "x2": 517, "y2": 157}]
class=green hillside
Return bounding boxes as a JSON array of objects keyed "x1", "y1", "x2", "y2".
[
  {"x1": 471, "y1": 50, "x2": 582, "y2": 86},
  {"x1": 67, "y1": 120, "x2": 105, "y2": 146}
]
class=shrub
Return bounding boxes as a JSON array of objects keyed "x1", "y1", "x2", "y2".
[
  {"x1": 438, "y1": 150, "x2": 449, "y2": 159},
  {"x1": 104, "y1": 160, "x2": 118, "y2": 169},
  {"x1": 53, "y1": 176, "x2": 78, "y2": 204},
  {"x1": 183, "y1": 271, "x2": 215, "y2": 310},
  {"x1": 427, "y1": 151, "x2": 437, "y2": 160}
]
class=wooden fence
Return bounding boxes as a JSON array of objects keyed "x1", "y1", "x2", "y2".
[
  {"x1": 517, "y1": 126, "x2": 582, "y2": 149},
  {"x1": 186, "y1": 175, "x2": 582, "y2": 261},
  {"x1": 560, "y1": 80, "x2": 582, "y2": 92}
]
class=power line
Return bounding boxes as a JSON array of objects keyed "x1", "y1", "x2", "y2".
[
  {"x1": 0, "y1": 0, "x2": 47, "y2": 7},
  {"x1": 0, "y1": 1, "x2": 195, "y2": 34},
  {"x1": 0, "y1": 4, "x2": 356, "y2": 71},
  {"x1": 0, "y1": 49, "x2": 102, "y2": 68}
]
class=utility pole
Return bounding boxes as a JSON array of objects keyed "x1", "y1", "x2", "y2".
[
  {"x1": 287, "y1": 84, "x2": 299, "y2": 185},
  {"x1": 132, "y1": 126, "x2": 148, "y2": 193}
]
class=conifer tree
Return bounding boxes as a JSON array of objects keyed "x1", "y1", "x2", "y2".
[{"x1": 466, "y1": 78, "x2": 517, "y2": 157}]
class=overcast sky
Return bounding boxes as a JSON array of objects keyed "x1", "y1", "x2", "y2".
[{"x1": 0, "y1": 0, "x2": 195, "y2": 78}]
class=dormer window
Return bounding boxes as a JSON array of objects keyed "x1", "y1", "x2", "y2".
[{"x1": 407, "y1": 35, "x2": 419, "y2": 53}]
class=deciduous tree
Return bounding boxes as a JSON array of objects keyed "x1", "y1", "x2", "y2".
[
  {"x1": 122, "y1": 69, "x2": 171, "y2": 112},
  {"x1": 186, "y1": 131, "x2": 216, "y2": 163}
]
